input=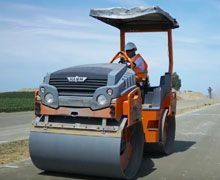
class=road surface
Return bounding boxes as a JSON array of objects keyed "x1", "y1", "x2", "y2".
[
  {"x1": 0, "y1": 103, "x2": 220, "y2": 179},
  {"x1": 0, "y1": 111, "x2": 33, "y2": 144}
]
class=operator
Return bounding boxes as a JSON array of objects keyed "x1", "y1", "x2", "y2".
[{"x1": 125, "y1": 42, "x2": 148, "y2": 83}]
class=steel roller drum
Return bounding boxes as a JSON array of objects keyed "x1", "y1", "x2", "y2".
[{"x1": 29, "y1": 122, "x2": 144, "y2": 179}]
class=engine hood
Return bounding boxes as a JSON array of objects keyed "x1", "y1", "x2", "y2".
[
  {"x1": 50, "y1": 63, "x2": 127, "y2": 82},
  {"x1": 40, "y1": 63, "x2": 136, "y2": 110}
]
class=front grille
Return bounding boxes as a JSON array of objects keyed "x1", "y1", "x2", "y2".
[{"x1": 49, "y1": 77, "x2": 107, "y2": 97}]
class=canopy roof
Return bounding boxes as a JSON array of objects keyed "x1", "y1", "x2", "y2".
[{"x1": 90, "y1": 6, "x2": 179, "y2": 32}]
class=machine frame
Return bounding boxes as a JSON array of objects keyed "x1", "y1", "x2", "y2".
[{"x1": 30, "y1": 6, "x2": 179, "y2": 179}]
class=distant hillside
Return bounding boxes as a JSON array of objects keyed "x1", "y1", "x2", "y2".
[
  {"x1": 18, "y1": 88, "x2": 36, "y2": 92},
  {"x1": 176, "y1": 90, "x2": 208, "y2": 100}
]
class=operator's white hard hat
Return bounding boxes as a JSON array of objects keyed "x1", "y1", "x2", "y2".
[{"x1": 125, "y1": 42, "x2": 137, "y2": 51}]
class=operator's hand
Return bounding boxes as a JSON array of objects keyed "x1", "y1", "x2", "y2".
[
  {"x1": 128, "y1": 62, "x2": 136, "y2": 68},
  {"x1": 119, "y1": 58, "x2": 136, "y2": 69},
  {"x1": 119, "y1": 58, "x2": 126, "y2": 64}
]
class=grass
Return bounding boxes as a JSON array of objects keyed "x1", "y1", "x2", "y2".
[{"x1": 0, "y1": 92, "x2": 34, "y2": 113}]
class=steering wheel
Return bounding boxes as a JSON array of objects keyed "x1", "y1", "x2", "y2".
[{"x1": 110, "y1": 51, "x2": 135, "y2": 70}]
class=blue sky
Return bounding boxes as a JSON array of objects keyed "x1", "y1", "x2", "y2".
[{"x1": 0, "y1": 0, "x2": 220, "y2": 94}]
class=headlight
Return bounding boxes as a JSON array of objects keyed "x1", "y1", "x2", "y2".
[
  {"x1": 45, "y1": 93, "x2": 54, "y2": 104},
  {"x1": 97, "y1": 95, "x2": 107, "y2": 106}
]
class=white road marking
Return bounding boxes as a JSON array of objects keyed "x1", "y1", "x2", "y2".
[
  {"x1": 1, "y1": 165, "x2": 18, "y2": 169},
  {"x1": 179, "y1": 132, "x2": 206, "y2": 136},
  {"x1": 191, "y1": 113, "x2": 220, "y2": 116}
]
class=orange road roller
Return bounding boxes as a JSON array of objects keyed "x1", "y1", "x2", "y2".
[{"x1": 29, "y1": 6, "x2": 179, "y2": 179}]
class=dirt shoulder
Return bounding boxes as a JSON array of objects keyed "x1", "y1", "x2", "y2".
[
  {"x1": 0, "y1": 139, "x2": 29, "y2": 165},
  {"x1": 176, "y1": 90, "x2": 219, "y2": 114}
]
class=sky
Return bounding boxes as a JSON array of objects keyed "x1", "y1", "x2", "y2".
[{"x1": 0, "y1": 0, "x2": 220, "y2": 94}]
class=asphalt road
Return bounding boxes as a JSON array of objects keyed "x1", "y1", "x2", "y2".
[
  {"x1": 0, "y1": 111, "x2": 34, "y2": 144},
  {"x1": 0, "y1": 103, "x2": 220, "y2": 179}
]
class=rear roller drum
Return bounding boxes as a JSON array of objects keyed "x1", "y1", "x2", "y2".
[
  {"x1": 159, "y1": 115, "x2": 176, "y2": 155},
  {"x1": 144, "y1": 111, "x2": 176, "y2": 155}
]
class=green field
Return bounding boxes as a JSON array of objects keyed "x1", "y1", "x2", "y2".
[{"x1": 0, "y1": 92, "x2": 34, "y2": 113}]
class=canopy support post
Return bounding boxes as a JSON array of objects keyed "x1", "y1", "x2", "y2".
[
  {"x1": 120, "y1": 30, "x2": 125, "y2": 51},
  {"x1": 168, "y1": 29, "x2": 173, "y2": 74}
]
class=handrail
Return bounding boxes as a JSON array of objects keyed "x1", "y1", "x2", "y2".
[
  {"x1": 127, "y1": 87, "x2": 142, "y2": 126},
  {"x1": 110, "y1": 51, "x2": 135, "y2": 69}
]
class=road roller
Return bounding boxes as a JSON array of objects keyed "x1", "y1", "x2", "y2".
[{"x1": 30, "y1": 6, "x2": 179, "y2": 179}]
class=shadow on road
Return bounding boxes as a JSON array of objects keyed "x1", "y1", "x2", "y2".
[
  {"x1": 40, "y1": 171, "x2": 111, "y2": 180},
  {"x1": 39, "y1": 158, "x2": 155, "y2": 180},
  {"x1": 136, "y1": 140, "x2": 196, "y2": 178},
  {"x1": 39, "y1": 140, "x2": 195, "y2": 180},
  {"x1": 174, "y1": 140, "x2": 196, "y2": 153},
  {"x1": 136, "y1": 157, "x2": 156, "y2": 179},
  {"x1": 144, "y1": 140, "x2": 196, "y2": 158}
]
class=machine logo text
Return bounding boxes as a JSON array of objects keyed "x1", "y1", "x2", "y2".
[{"x1": 67, "y1": 76, "x2": 87, "y2": 82}]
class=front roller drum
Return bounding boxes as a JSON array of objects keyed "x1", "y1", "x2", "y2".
[{"x1": 29, "y1": 122, "x2": 144, "y2": 179}]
